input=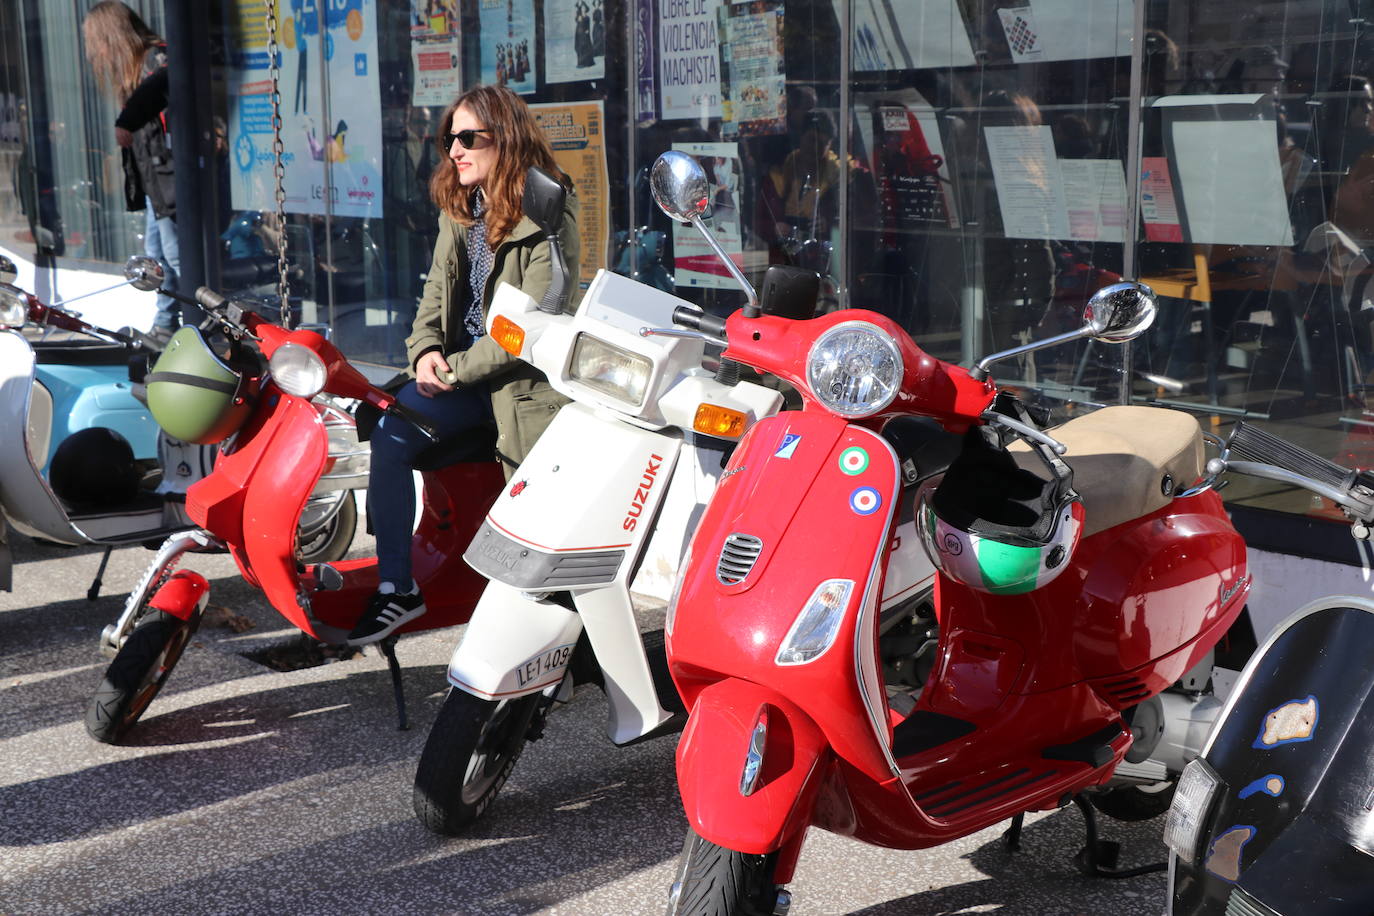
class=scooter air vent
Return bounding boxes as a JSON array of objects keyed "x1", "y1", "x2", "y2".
[{"x1": 717, "y1": 533, "x2": 763, "y2": 585}]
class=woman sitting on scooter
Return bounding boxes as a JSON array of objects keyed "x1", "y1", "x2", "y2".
[{"x1": 348, "y1": 85, "x2": 580, "y2": 646}]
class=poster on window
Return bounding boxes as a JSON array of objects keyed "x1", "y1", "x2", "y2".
[
  {"x1": 669, "y1": 141, "x2": 742, "y2": 288},
  {"x1": 479, "y1": 0, "x2": 537, "y2": 94},
  {"x1": 983, "y1": 125, "x2": 1071, "y2": 239},
  {"x1": 410, "y1": 1, "x2": 461, "y2": 107},
  {"x1": 996, "y1": 0, "x2": 1132, "y2": 63},
  {"x1": 225, "y1": 0, "x2": 384, "y2": 219},
  {"x1": 854, "y1": 89, "x2": 959, "y2": 231},
  {"x1": 718, "y1": 1, "x2": 785, "y2": 138},
  {"x1": 634, "y1": 0, "x2": 657, "y2": 123},
  {"x1": 531, "y1": 101, "x2": 609, "y2": 289},
  {"x1": 659, "y1": 0, "x2": 723, "y2": 120},
  {"x1": 545, "y1": 0, "x2": 606, "y2": 83},
  {"x1": 848, "y1": 0, "x2": 976, "y2": 71}
]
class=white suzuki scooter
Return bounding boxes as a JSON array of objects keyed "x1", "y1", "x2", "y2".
[{"x1": 411, "y1": 165, "x2": 942, "y2": 834}]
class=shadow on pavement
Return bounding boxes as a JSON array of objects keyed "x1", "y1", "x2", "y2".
[{"x1": 848, "y1": 802, "x2": 1169, "y2": 915}]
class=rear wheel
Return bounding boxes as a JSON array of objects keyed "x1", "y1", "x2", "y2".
[
  {"x1": 86, "y1": 609, "x2": 200, "y2": 744},
  {"x1": 1090, "y1": 780, "x2": 1177, "y2": 821},
  {"x1": 667, "y1": 829, "x2": 782, "y2": 916},
  {"x1": 412, "y1": 687, "x2": 544, "y2": 834}
]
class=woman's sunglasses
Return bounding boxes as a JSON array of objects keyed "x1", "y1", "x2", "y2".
[{"x1": 442, "y1": 128, "x2": 491, "y2": 152}]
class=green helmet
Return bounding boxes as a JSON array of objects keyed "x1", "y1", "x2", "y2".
[{"x1": 146, "y1": 328, "x2": 250, "y2": 444}]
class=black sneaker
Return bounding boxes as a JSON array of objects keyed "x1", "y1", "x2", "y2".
[{"x1": 346, "y1": 588, "x2": 426, "y2": 646}]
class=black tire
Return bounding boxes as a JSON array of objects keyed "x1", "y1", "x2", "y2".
[
  {"x1": 86, "y1": 609, "x2": 200, "y2": 744},
  {"x1": 667, "y1": 829, "x2": 780, "y2": 916},
  {"x1": 297, "y1": 491, "x2": 357, "y2": 564},
  {"x1": 1089, "y1": 780, "x2": 1178, "y2": 822},
  {"x1": 412, "y1": 687, "x2": 543, "y2": 834}
]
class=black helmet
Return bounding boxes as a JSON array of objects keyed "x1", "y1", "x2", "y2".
[{"x1": 49, "y1": 428, "x2": 140, "y2": 507}]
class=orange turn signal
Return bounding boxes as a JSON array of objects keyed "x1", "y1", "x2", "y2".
[
  {"x1": 693, "y1": 403, "x2": 747, "y2": 438},
  {"x1": 490, "y1": 315, "x2": 526, "y2": 355}
]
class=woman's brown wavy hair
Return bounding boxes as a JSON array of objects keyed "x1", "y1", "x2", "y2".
[
  {"x1": 430, "y1": 85, "x2": 564, "y2": 245},
  {"x1": 83, "y1": 1, "x2": 161, "y2": 104}
]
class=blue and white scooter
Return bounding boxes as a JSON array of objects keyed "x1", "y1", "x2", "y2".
[{"x1": 0, "y1": 255, "x2": 361, "y2": 599}]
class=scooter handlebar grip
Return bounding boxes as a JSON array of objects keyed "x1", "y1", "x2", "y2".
[
  {"x1": 388, "y1": 401, "x2": 439, "y2": 442},
  {"x1": 195, "y1": 286, "x2": 228, "y2": 311},
  {"x1": 673, "y1": 306, "x2": 728, "y2": 340}
]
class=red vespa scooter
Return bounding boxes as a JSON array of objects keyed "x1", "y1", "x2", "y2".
[
  {"x1": 651, "y1": 152, "x2": 1250, "y2": 914},
  {"x1": 86, "y1": 274, "x2": 503, "y2": 743}
]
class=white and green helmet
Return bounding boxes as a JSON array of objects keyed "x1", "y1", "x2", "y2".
[
  {"x1": 918, "y1": 493, "x2": 1083, "y2": 595},
  {"x1": 914, "y1": 428, "x2": 1084, "y2": 595}
]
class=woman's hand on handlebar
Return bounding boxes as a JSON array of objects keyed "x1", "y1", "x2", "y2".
[{"x1": 415, "y1": 350, "x2": 455, "y2": 397}]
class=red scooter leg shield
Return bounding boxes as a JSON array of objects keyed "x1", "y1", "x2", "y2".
[
  {"x1": 186, "y1": 392, "x2": 328, "y2": 635},
  {"x1": 670, "y1": 412, "x2": 904, "y2": 785}
]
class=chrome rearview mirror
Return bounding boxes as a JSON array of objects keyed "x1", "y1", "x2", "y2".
[
  {"x1": 123, "y1": 255, "x2": 165, "y2": 292},
  {"x1": 650, "y1": 151, "x2": 759, "y2": 317},
  {"x1": 970, "y1": 280, "x2": 1157, "y2": 381},
  {"x1": 650, "y1": 150, "x2": 712, "y2": 223},
  {"x1": 0, "y1": 255, "x2": 16, "y2": 285},
  {"x1": 1084, "y1": 281, "x2": 1157, "y2": 343}
]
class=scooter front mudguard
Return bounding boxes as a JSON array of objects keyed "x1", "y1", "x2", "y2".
[
  {"x1": 185, "y1": 391, "x2": 327, "y2": 634},
  {"x1": 1169, "y1": 597, "x2": 1374, "y2": 916},
  {"x1": 148, "y1": 569, "x2": 211, "y2": 621},
  {"x1": 677, "y1": 678, "x2": 830, "y2": 858},
  {"x1": 446, "y1": 580, "x2": 583, "y2": 697}
]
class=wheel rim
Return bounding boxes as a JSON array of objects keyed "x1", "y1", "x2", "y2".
[
  {"x1": 459, "y1": 698, "x2": 529, "y2": 805},
  {"x1": 123, "y1": 623, "x2": 192, "y2": 726}
]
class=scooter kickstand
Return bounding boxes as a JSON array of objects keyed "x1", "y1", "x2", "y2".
[
  {"x1": 87, "y1": 546, "x2": 114, "y2": 601},
  {"x1": 377, "y1": 635, "x2": 408, "y2": 731},
  {"x1": 1003, "y1": 812, "x2": 1025, "y2": 853},
  {"x1": 1070, "y1": 795, "x2": 1166, "y2": 879}
]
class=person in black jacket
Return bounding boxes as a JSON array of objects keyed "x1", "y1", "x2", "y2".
[{"x1": 83, "y1": 1, "x2": 180, "y2": 335}]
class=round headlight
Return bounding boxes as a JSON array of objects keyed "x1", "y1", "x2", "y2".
[
  {"x1": 805, "y1": 321, "x2": 902, "y2": 418},
  {"x1": 0, "y1": 287, "x2": 29, "y2": 329},
  {"x1": 269, "y1": 342, "x2": 327, "y2": 398}
]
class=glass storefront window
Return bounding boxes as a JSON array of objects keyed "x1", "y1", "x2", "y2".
[{"x1": 6, "y1": 0, "x2": 1374, "y2": 534}]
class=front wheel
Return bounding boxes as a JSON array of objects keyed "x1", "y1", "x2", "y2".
[
  {"x1": 667, "y1": 829, "x2": 782, "y2": 916},
  {"x1": 297, "y1": 491, "x2": 357, "y2": 564},
  {"x1": 412, "y1": 687, "x2": 544, "y2": 834},
  {"x1": 86, "y1": 609, "x2": 200, "y2": 744}
]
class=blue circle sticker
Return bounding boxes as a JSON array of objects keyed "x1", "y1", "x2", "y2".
[{"x1": 850, "y1": 486, "x2": 881, "y2": 516}]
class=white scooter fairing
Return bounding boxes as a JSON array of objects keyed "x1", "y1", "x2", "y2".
[{"x1": 446, "y1": 272, "x2": 782, "y2": 745}]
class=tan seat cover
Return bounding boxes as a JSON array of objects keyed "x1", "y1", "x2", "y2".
[{"x1": 1009, "y1": 405, "x2": 1204, "y2": 537}]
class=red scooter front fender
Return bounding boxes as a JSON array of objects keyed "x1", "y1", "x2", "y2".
[{"x1": 677, "y1": 678, "x2": 830, "y2": 858}]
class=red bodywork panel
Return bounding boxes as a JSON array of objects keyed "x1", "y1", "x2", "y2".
[
  {"x1": 669, "y1": 406, "x2": 1248, "y2": 858},
  {"x1": 722, "y1": 310, "x2": 997, "y2": 430},
  {"x1": 187, "y1": 385, "x2": 504, "y2": 640}
]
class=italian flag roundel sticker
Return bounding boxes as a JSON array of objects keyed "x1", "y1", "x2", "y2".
[
  {"x1": 850, "y1": 486, "x2": 881, "y2": 515},
  {"x1": 839, "y1": 446, "x2": 869, "y2": 475}
]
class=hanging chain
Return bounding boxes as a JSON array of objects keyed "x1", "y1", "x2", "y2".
[{"x1": 265, "y1": 0, "x2": 291, "y2": 328}]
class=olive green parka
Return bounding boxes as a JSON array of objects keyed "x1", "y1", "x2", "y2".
[{"x1": 406, "y1": 192, "x2": 579, "y2": 479}]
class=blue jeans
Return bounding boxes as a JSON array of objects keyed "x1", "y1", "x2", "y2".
[
  {"x1": 369, "y1": 379, "x2": 492, "y2": 589},
  {"x1": 144, "y1": 197, "x2": 180, "y2": 330}
]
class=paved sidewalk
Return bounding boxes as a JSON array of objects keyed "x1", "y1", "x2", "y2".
[{"x1": 1, "y1": 529, "x2": 1168, "y2": 915}]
